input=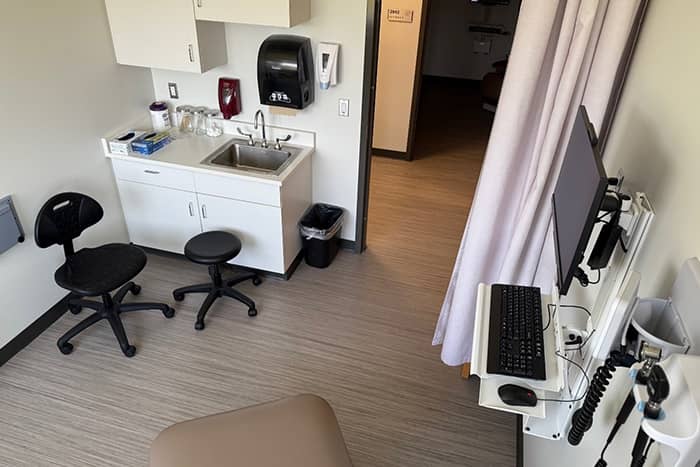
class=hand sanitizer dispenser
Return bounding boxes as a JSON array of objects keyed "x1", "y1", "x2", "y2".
[{"x1": 318, "y1": 43, "x2": 339, "y2": 90}]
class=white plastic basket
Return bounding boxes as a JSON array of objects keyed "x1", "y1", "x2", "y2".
[{"x1": 630, "y1": 298, "x2": 690, "y2": 358}]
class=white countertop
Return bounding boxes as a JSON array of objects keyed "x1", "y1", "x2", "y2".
[{"x1": 102, "y1": 129, "x2": 314, "y2": 186}]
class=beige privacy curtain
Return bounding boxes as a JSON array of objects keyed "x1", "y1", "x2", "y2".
[{"x1": 433, "y1": 0, "x2": 643, "y2": 366}]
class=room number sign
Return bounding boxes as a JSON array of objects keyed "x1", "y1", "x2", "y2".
[{"x1": 387, "y1": 8, "x2": 414, "y2": 23}]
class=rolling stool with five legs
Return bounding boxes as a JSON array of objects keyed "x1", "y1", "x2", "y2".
[
  {"x1": 34, "y1": 192, "x2": 175, "y2": 358},
  {"x1": 173, "y1": 231, "x2": 261, "y2": 330}
]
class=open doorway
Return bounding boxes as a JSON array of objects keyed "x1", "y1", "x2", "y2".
[{"x1": 357, "y1": 0, "x2": 521, "y2": 259}]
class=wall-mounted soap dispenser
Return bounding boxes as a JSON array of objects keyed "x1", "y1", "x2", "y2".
[
  {"x1": 318, "y1": 43, "x2": 339, "y2": 90},
  {"x1": 257, "y1": 35, "x2": 314, "y2": 110},
  {"x1": 218, "y1": 78, "x2": 241, "y2": 119}
]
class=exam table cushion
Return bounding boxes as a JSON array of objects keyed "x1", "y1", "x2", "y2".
[{"x1": 150, "y1": 394, "x2": 353, "y2": 467}]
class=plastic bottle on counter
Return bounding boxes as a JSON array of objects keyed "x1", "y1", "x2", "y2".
[{"x1": 149, "y1": 101, "x2": 172, "y2": 131}]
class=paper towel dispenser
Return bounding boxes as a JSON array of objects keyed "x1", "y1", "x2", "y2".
[{"x1": 258, "y1": 35, "x2": 314, "y2": 110}]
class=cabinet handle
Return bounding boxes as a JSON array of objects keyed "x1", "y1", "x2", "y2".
[
  {"x1": 188, "y1": 44, "x2": 195, "y2": 63},
  {"x1": 144, "y1": 170, "x2": 160, "y2": 175},
  {"x1": 201, "y1": 205, "x2": 207, "y2": 219},
  {"x1": 188, "y1": 202, "x2": 194, "y2": 217}
]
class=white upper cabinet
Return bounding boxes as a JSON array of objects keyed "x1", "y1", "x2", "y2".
[
  {"x1": 104, "y1": 0, "x2": 227, "y2": 73},
  {"x1": 192, "y1": 0, "x2": 311, "y2": 28}
]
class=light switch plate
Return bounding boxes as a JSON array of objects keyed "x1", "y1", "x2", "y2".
[
  {"x1": 339, "y1": 98, "x2": 350, "y2": 117},
  {"x1": 168, "y1": 82, "x2": 179, "y2": 99}
]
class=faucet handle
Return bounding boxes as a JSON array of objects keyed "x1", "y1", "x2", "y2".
[
  {"x1": 237, "y1": 127, "x2": 254, "y2": 146},
  {"x1": 274, "y1": 135, "x2": 292, "y2": 150}
]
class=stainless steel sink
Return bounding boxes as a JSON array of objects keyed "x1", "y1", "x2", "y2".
[{"x1": 202, "y1": 139, "x2": 301, "y2": 175}]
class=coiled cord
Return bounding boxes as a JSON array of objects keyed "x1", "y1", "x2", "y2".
[{"x1": 567, "y1": 352, "x2": 620, "y2": 445}]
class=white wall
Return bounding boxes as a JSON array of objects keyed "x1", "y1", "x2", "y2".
[
  {"x1": 150, "y1": 0, "x2": 368, "y2": 241},
  {"x1": 526, "y1": 0, "x2": 700, "y2": 465},
  {"x1": 372, "y1": 0, "x2": 425, "y2": 153},
  {"x1": 422, "y1": 0, "x2": 518, "y2": 80},
  {"x1": 0, "y1": 1, "x2": 155, "y2": 348}
]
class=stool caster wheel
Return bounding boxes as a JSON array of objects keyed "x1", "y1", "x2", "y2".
[
  {"x1": 195, "y1": 321, "x2": 205, "y2": 331},
  {"x1": 248, "y1": 307, "x2": 258, "y2": 317},
  {"x1": 58, "y1": 342, "x2": 74, "y2": 355},
  {"x1": 173, "y1": 292, "x2": 185, "y2": 302},
  {"x1": 252, "y1": 276, "x2": 262, "y2": 286},
  {"x1": 68, "y1": 304, "x2": 82, "y2": 315},
  {"x1": 163, "y1": 307, "x2": 175, "y2": 319},
  {"x1": 131, "y1": 284, "x2": 142, "y2": 295},
  {"x1": 123, "y1": 345, "x2": 136, "y2": 358}
]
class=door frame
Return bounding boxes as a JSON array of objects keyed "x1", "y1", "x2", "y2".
[
  {"x1": 354, "y1": 0, "x2": 382, "y2": 253},
  {"x1": 371, "y1": 0, "x2": 431, "y2": 162},
  {"x1": 354, "y1": 0, "x2": 430, "y2": 252}
]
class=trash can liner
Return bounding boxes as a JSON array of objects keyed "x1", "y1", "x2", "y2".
[{"x1": 299, "y1": 204, "x2": 344, "y2": 241}]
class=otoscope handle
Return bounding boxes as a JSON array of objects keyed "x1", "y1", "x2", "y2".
[
  {"x1": 630, "y1": 427, "x2": 650, "y2": 467},
  {"x1": 617, "y1": 393, "x2": 637, "y2": 424}
]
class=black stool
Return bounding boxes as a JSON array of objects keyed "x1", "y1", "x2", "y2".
[{"x1": 173, "y1": 231, "x2": 261, "y2": 330}]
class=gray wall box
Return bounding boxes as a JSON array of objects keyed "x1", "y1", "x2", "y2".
[{"x1": 0, "y1": 196, "x2": 25, "y2": 255}]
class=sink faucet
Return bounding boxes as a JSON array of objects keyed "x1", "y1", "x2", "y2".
[{"x1": 254, "y1": 110, "x2": 268, "y2": 148}]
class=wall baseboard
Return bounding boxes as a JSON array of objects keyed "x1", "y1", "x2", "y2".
[
  {"x1": 0, "y1": 293, "x2": 72, "y2": 367},
  {"x1": 340, "y1": 239, "x2": 357, "y2": 251},
  {"x1": 372, "y1": 148, "x2": 411, "y2": 161}
]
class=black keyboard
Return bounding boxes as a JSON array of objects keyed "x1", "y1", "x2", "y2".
[{"x1": 487, "y1": 284, "x2": 546, "y2": 380}]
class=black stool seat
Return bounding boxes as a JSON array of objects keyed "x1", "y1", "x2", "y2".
[
  {"x1": 174, "y1": 231, "x2": 261, "y2": 330},
  {"x1": 185, "y1": 231, "x2": 242, "y2": 265},
  {"x1": 55, "y1": 244, "x2": 147, "y2": 296}
]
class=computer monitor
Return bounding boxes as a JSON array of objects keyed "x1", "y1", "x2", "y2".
[{"x1": 552, "y1": 106, "x2": 608, "y2": 296}]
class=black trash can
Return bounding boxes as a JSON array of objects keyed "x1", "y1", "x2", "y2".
[{"x1": 299, "y1": 204, "x2": 344, "y2": 268}]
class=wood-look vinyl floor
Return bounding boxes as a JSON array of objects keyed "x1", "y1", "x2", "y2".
[{"x1": 0, "y1": 79, "x2": 515, "y2": 467}]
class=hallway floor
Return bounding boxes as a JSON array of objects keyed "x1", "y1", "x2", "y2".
[
  {"x1": 0, "y1": 80, "x2": 515, "y2": 467},
  {"x1": 368, "y1": 77, "x2": 493, "y2": 285}
]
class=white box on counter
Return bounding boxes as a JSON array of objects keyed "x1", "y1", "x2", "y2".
[{"x1": 107, "y1": 130, "x2": 147, "y2": 155}]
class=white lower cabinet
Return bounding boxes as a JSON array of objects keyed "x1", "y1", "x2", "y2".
[
  {"x1": 197, "y1": 194, "x2": 284, "y2": 273},
  {"x1": 112, "y1": 159, "x2": 306, "y2": 275},
  {"x1": 116, "y1": 181, "x2": 202, "y2": 253}
]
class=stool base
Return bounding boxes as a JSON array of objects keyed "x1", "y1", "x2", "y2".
[{"x1": 173, "y1": 264, "x2": 261, "y2": 330}]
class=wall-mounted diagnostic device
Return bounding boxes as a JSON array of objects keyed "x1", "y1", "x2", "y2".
[
  {"x1": 258, "y1": 35, "x2": 315, "y2": 110},
  {"x1": 318, "y1": 42, "x2": 339, "y2": 90},
  {"x1": 0, "y1": 195, "x2": 25, "y2": 255}
]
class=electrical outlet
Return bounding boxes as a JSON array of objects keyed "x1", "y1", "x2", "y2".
[
  {"x1": 338, "y1": 98, "x2": 350, "y2": 117},
  {"x1": 168, "y1": 82, "x2": 179, "y2": 99}
]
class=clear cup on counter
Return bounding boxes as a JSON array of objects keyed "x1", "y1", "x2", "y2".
[
  {"x1": 176, "y1": 105, "x2": 194, "y2": 134},
  {"x1": 204, "y1": 110, "x2": 224, "y2": 137},
  {"x1": 193, "y1": 106, "x2": 208, "y2": 136}
]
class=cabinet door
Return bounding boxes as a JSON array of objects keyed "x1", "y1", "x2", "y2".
[
  {"x1": 198, "y1": 194, "x2": 285, "y2": 273},
  {"x1": 105, "y1": 0, "x2": 203, "y2": 73},
  {"x1": 117, "y1": 181, "x2": 202, "y2": 254},
  {"x1": 193, "y1": 0, "x2": 310, "y2": 28}
]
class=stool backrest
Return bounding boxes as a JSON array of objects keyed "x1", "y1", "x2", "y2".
[{"x1": 35, "y1": 192, "x2": 103, "y2": 256}]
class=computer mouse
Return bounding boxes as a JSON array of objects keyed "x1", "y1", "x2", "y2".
[{"x1": 498, "y1": 384, "x2": 538, "y2": 407}]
